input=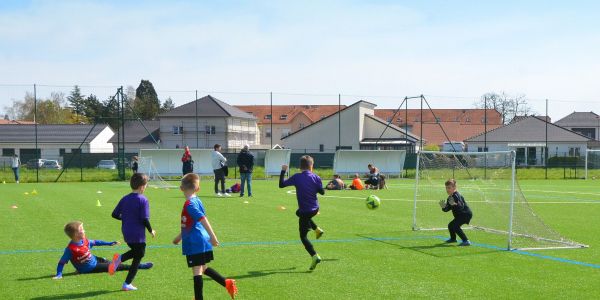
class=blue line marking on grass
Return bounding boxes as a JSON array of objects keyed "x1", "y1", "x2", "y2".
[
  {"x1": 431, "y1": 235, "x2": 600, "y2": 269},
  {"x1": 2, "y1": 235, "x2": 599, "y2": 270}
]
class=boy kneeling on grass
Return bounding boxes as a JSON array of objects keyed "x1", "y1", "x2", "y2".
[{"x1": 53, "y1": 221, "x2": 152, "y2": 279}]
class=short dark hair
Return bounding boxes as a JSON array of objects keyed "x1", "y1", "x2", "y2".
[
  {"x1": 181, "y1": 173, "x2": 200, "y2": 191},
  {"x1": 368, "y1": 164, "x2": 373, "y2": 168},
  {"x1": 300, "y1": 155, "x2": 314, "y2": 170},
  {"x1": 445, "y1": 179, "x2": 456, "y2": 187},
  {"x1": 214, "y1": 144, "x2": 221, "y2": 150},
  {"x1": 130, "y1": 173, "x2": 149, "y2": 189},
  {"x1": 64, "y1": 221, "x2": 82, "y2": 239}
]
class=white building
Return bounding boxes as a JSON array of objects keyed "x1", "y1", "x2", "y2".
[
  {"x1": 0, "y1": 124, "x2": 114, "y2": 162},
  {"x1": 281, "y1": 100, "x2": 420, "y2": 153},
  {"x1": 465, "y1": 116, "x2": 590, "y2": 166},
  {"x1": 158, "y1": 95, "x2": 259, "y2": 150}
]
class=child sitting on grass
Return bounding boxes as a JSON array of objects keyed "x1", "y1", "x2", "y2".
[{"x1": 53, "y1": 221, "x2": 152, "y2": 279}]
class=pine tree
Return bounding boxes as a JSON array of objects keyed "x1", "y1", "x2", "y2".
[{"x1": 133, "y1": 80, "x2": 160, "y2": 120}]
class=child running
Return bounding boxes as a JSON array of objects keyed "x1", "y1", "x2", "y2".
[
  {"x1": 279, "y1": 155, "x2": 325, "y2": 270},
  {"x1": 439, "y1": 179, "x2": 473, "y2": 246},
  {"x1": 173, "y1": 173, "x2": 238, "y2": 300},
  {"x1": 109, "y1": 173, "x2": 156, "y2": 291},
  {"x1": 53, "y1": 221, "x2": 152, "y2": 279}
]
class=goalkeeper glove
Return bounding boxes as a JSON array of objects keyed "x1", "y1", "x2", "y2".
[
  {"x1": 448, "y1": 198, "x2": 456, "y2": 206},
  {"x1": 438, "y1": 200, "x2": 446, "y2": 208}
]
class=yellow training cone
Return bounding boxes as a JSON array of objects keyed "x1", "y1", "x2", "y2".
[
  {"x1": 31, "y1": 189, "x2": 38, "y2": 195},
  {"x1": 96, "y1": 199, "x2": 102, "y2": 207},
  {"x1": 24, "y1": 192, "x2": 29, "y2": 195}
]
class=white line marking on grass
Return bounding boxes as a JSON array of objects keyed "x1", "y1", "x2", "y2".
[{"x1": 313, "y1": 194, "x2": 600, "y2": 204}]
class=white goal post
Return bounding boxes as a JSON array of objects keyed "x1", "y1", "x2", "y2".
[
  {"x1": 333, "y1": 150, "x2": 406, "y2": 176},
  {"x1": 139, "y1": 149, "x2": 215, "y2": 176},
  {"x1": 264, "y1": 149, "x2": 291, "y2": 177},
  {"x1": 413, "y1": 150, "x2": 587, "y2": 250},
  {"x1": 585, "y1": 149, "x2": 600, "y2": 180}
]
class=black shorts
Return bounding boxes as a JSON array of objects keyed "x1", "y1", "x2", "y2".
[{"x1": 186, "y1": 251, "x2": 214, "y2": 267}]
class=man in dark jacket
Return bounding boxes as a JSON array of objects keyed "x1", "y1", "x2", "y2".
[{"x1": 236, "y1": 144, "x2": 255, "y2": 197}]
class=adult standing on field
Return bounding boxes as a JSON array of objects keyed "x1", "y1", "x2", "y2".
[
  {"x1": 11, "y1": 154, "x2": 20, "y2": 183},
  {"x1": 236, "y1": 144, "x2": 255, "y2": 197},
  {"x1": 181, "y1": 146, "x2": 194, "y2": 176},
  {"x1": 212, "y1": 144, "x2": 229, "y2": 196}
]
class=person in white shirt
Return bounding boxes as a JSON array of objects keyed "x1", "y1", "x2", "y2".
[
  {"x1": 11, "y1": 154, "x2": 20, "y2": 183},
  {"x1": 211, "y1": 144, "x2": 229, "y2": 196}
]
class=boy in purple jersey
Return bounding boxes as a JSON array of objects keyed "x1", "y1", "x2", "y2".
[
  {"x1": 279, "y1": 155, "x2": 325, "y2": 270},
  {"x1": 109, "y1": 173, "x2": 157, "y2": 291},
  {"x1": 52, "y1": 221, "x2": 153, "y2": 279},
  {"x1": 173, "y1": 173, "x2": 238, "y2": 300}
]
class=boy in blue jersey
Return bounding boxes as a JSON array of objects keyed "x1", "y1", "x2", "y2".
[
  {"x1": 53, "y1": 221, "x2": 152, "y2": 279},
  {"x1": 279, "y1": 155, "x2": 325, "y2": 270},
  {"x1": 173, "y1": 173, "x2": 238, "y2": 300},
  {"x1": 439, "y1": 179, "x2": 473, "y2": 246},
  {"x1": 109, "y1": 173, "x2": 157, "y2": 291}
]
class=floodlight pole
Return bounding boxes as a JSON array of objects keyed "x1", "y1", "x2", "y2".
[
  {"x1": 196, "y1": 90, "x2": 199, "y2": 148},
  {"x1": 270, "y1": 92, "x2": 273, "y2": 149},
  {"x1": 338, "y1": 93, "x2": 341, "y2": 150}
]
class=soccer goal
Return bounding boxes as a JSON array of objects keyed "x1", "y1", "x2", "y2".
[
  {"x1": 137, "y1": 157, "x2": 177, "y2": 189},
  {"x1": 139, "y1": 149, "x2": 215, "y2": 176},
  {"x1": 413, "y1": 151, "x2": 587, "y2": 250},
  {"x1": 584, "y1": 149, "x2": 600, "y2": 180},
  {"x1": 264, "y1": 149, "x2": 292, "y2": 178},
  {"x1": 333, "y1": 150, "x2": 406, "y2": 176}
]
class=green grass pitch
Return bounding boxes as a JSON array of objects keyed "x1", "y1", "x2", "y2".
[{"x1": 1, "y1": 178, "x2": 600, "y2": 299}]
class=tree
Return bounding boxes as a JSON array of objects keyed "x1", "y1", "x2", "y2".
[
  {"x1": 133, "y1": 80, "x2": 160, "y2": 120},
  {"x1": 67, "y1": 85, "x2": 85, "y2": 117},
  {"x1": 160, "y1": 97, "x2": 175, "y2": 113},
  {"x1": 81, "y1": 94, "x2": 104, "y2": 123},
  {"x1": 474, "y1": 92, "x2": 535, "y2": 124}
]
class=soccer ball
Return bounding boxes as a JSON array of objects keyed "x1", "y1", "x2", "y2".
[{"x1": 366, "y1": 195, "x2": 381, "y2": 210}]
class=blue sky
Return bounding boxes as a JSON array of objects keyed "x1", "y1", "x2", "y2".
[{"x1": 1, "y1": 0, "x2": 599, "y2": 120}]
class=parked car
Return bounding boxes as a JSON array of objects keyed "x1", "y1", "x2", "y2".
[
  {"x1": 27, "y1": 159, "x2": 46, "y2": 169},
  {"x1": 97, "y1": 160, "x2": 117, "y2": 170},
  {"x1": 42, "y1": 160, "x2": 62, "y2": 170}
]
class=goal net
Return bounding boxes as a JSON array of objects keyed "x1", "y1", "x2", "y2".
[
  {"x1": 137, "y1": 157, "x2": 177, "y2": 189},
  {"x1": 585, "y1": 149, "x2": 600, "y2": 180},
  {"x1": 413, "y1": 151, "x2": 587, "y2": 250},
  {"x1": 264, "y1": 149, "x2": 291, "y2": 177},
  {"x1": 333, "y1": 150, "x2": 406, "y2": 176}
]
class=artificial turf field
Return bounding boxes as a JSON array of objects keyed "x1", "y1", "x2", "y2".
[{"x1": 1, "y1": 178, "x2": 600, "y2": 299}]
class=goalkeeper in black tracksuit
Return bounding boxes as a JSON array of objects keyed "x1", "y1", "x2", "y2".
[{"x1": 439, "y1": 179, "x2": 473, "y2": 246}]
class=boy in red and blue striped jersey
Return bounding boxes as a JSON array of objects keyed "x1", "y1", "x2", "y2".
[{"x1": 53, "y1": 221, "x2": 152, "y2": 279}]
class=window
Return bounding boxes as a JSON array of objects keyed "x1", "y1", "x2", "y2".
[
  {"x1": 387, "y1": 117, "x2": 392, "y2": 122},
  {"x1": 2, "y1": 148, "x2": 15, "y2": 157},
  {"x1": 465, "y1": 117, "x2": 471, "y2": 122},
  {"x1": 265, "y1": 129, "x2": 271, "y2": 138},
  {"x1": 59, "y1": 149, "x2": 65, "y2": 156},
  {"x1": 477, "y1": 147, "x2": 488, "y2": 152},
  {"x1": 435, "y1": 117, "x2": 441, "y2": 123},
  {"x1": 279, "y1": 114, "x2": 288, "y2": 120},
  {"x1": 264, "y1": 114, "x2": 272, "y2": 120},
  {"x1": 481, "y1": 117, "x2": 486, "y2": 124},
  {"x1": 320, "y1": 115, "x2": 326, "y2": 120},
  {"x1": 205, "y1": 125, "x2": 216, "y2": 135},
  {"x1": 72, "y1": 149, "x2": 81, "y2": 154},
  {"x1": 319, "y1": 144, "x2": 324, "y2": 152},
  {"x1": 281, "y1": 129, "x2": 291, "y2": 138},
  {"x1": 172, "y1": 126, "x2": 184, "y2": 135},
  {"x1": 299, "y1": 123, "x2": 305, "y2": 129},
  {"x1": 569, "y1": 147, "x2": 580, "y2": 157},
  {"x1": 396, "y1": 118, "x2": 402, "y2": 123}
]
